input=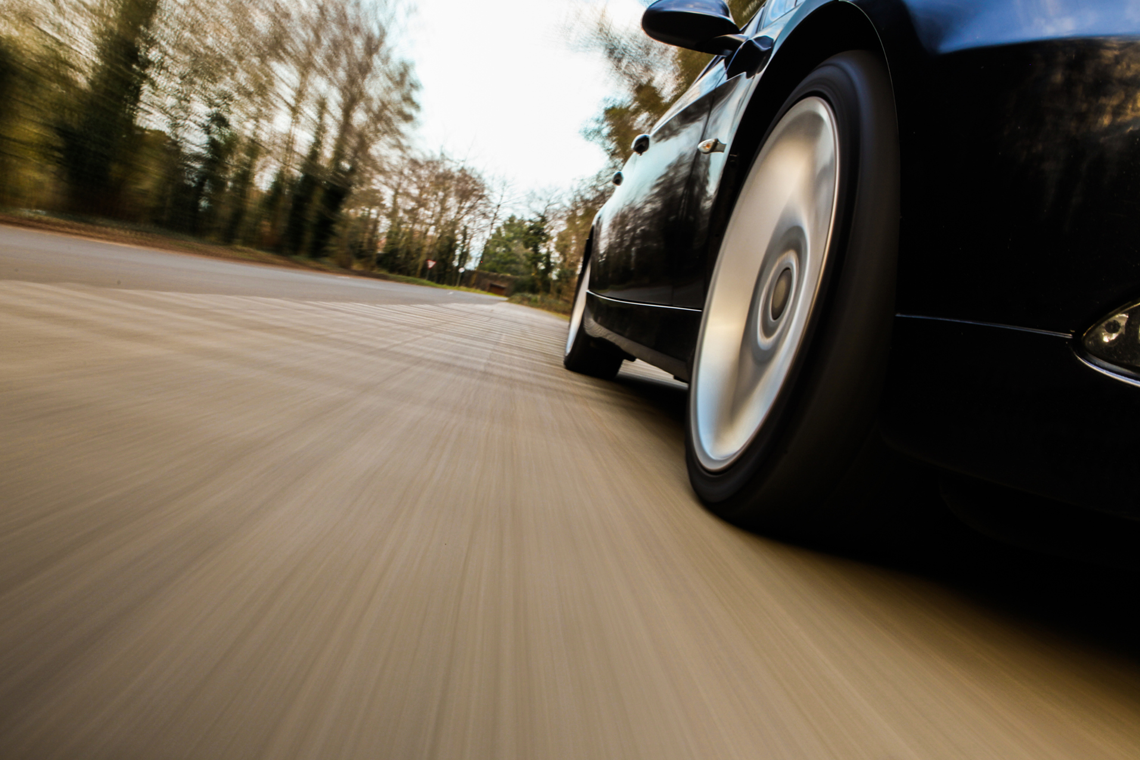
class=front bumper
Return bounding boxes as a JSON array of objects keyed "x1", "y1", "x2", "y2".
[{"x1": 882, "y1": 316, "x2": 1140, "y2": 522}]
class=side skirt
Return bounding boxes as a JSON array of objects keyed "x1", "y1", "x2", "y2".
[{"x1": 584, "y1": 292, "x2": 701, "y2": 382}]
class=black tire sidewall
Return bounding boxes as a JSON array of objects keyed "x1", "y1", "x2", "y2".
[
  {"x1": 564, "y1": 257, "x2": 591, "y2": 360},
  {"x1": 564, "y1": 255, "x2": 624, "y2": 379},
  {"x1": 685, "y1": 51, "x2": 900, "y2": 534}
]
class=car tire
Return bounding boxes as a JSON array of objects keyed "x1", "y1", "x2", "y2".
[
  {"x1": 564, "y1": 257, "x2": 624, "y2": 379},
  {"x1": 685, "y1": 51, "x2": 900, "y2": 540}
]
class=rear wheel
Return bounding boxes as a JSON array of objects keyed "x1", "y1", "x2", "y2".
[
  {"x1": 564, "y1": 258, "x2": 624, "y2": 379},
  {"x1": 685, "y1": 51, "x2": 900, "y2": 539}
]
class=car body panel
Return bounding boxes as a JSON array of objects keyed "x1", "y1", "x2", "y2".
[
  {"x1": 591, "y1": 77, "x2": 712, "y2": 305},
  {"x1": 883, "y1": 316, "x2": 1140, "y2": 519},
  {"x1": 584, "y1": 292, "x2": 700, "y2": 380},
  {"x1": 593, "y1": 0, "x2": 1140, "y2": 330},
  {"x1": 853, "y1": 0, "x2": 1140, "y2": 335}
]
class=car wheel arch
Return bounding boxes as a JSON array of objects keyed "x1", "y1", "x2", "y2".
[{"x1": 703, "y1": 3, "x2": 897, "y2": 301}]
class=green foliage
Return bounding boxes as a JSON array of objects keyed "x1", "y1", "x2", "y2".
[
  {"x1": 284, "y1": 103, "x2": 327, "y2": 256},
  {"x1": 221, "y1": 136, "x2": 261, "y2": 244},
  {"x1": 479, "y1": 214, "x2": 552, "y2": 290},
  {"x1": 190, "y1": 109, "x2": 238, "y2": 235},
  {"x1": 375, "y1": 155, "x2": 491, "y2": 283},
  {"x1": 508, "y1": 292, "x2": 573, "y2": 316},
  {"x1": 0, "y1": 37, "x2": 22, "y2": 205},
  {"x1": 55, "y1": 0, "x2": 160, "y2": 217},
  {"x1": 0, "y1": 39, "x2": 16, "y2": 130},
  {"x1": 0, "y1": 0, "x2": 420, "y2": 267}
]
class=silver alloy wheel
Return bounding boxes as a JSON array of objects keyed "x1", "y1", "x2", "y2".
[
  {"x1": 691, "y1": 97, "x2": 840, "y2": 472},
  {"x1": 566, "y1": 258, "x2": 592, "y2": 355}
]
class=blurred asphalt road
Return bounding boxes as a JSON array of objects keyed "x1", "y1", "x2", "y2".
[{"x1": 2, "y1": 225, "x2": 1139, "y2": 759}]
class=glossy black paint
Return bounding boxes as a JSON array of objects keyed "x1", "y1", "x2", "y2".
[
  {"x1": 882, "y1": 317, "x2": 1140, "y2": 519},
  {"x1": 594, "y1": 0, "x2": 1140, "y2": 325},
  {"x1": 642, "y1": 0, "x2": 741, "y2": 54},
  {"x1": 584, "y1": 293, "x2": 699, "y2": 380},
  {"x1": 860, "y1": 0, "x2": 1140, "y2": 335},
  {"x1": 673, "y1": 61, "x2": 740, "y2": 309},
  {"x1": 592, "y1": 67, "x2": 716, "y2": 305},
  {"x1": 726, "y1": 35, "x2": 774, "y2": 79},
  {"x1": 583, "y1": 0, "x2": 1140, "y2": 521}
]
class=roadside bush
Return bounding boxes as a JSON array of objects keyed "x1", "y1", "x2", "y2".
[{"x1": 508, "y1": 292, "x2": 572, "y2": 316}]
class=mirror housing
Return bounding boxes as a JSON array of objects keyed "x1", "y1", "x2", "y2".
[
  {"x1": 725, "y1": 35, "x2": 774, "y2": 78},
  {"x1": 642, "y1": 0, "x2": 742, "y2": 55}
]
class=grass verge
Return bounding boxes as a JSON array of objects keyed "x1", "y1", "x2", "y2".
[{"x1": 508, "y1": 292, "x2": 572, "y2": 318}]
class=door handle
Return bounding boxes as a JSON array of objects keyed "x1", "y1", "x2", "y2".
[{"x1": 632, "y1": 134, "x2": 651, "y2": 155}]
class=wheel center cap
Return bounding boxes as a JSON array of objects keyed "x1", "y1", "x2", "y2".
[
  {"x1": 757, "y1": 251, "x2": 799, "y2": 350},
  {"x1": 770, "y1": 267, "x2": 793, "y2": 321}
]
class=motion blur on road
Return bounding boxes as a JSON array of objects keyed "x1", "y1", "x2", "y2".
[{"x1": 2, "y1": 227, "x2": 1140, "y2": 759}]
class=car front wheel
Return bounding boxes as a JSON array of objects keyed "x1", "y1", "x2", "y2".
[{"x1": 686, "y1": 51, "x2": 900, "y2": 540}]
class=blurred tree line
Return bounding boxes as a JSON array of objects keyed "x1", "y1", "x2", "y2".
[
  {"x1": 0, "y1": 0, "x2": 763, "y2": 297},
  {"x1": 0, "y1": 0, "x2": 505, "y2": 281},
  {"x1": 0, "y1": 0, "x2": 425, "y2": 266}
]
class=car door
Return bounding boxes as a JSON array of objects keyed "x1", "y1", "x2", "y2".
[{"x1": 591, "y1": 66, "x2": 722, "y2": 305}]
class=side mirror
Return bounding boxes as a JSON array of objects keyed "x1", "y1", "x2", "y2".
[{"x1": 642, "y1": 0, "x2": 743, "y2": 56}]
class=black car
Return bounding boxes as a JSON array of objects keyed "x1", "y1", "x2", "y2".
[{"x1": 564, "y1": 0, "x2": 1140, "y2": 563}]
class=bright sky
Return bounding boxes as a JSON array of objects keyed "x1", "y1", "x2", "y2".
[{"x1": 402, "y1": 0, "x2": 647, "y2": 205}]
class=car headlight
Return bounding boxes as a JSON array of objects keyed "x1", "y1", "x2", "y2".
[{"x1": 1083, "y1": 300, "x2": 1140, "y2": 374}]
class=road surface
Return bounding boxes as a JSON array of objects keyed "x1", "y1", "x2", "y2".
[{"x1": 2, "y1": 225, "x2": 1139, "y2": 759}]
